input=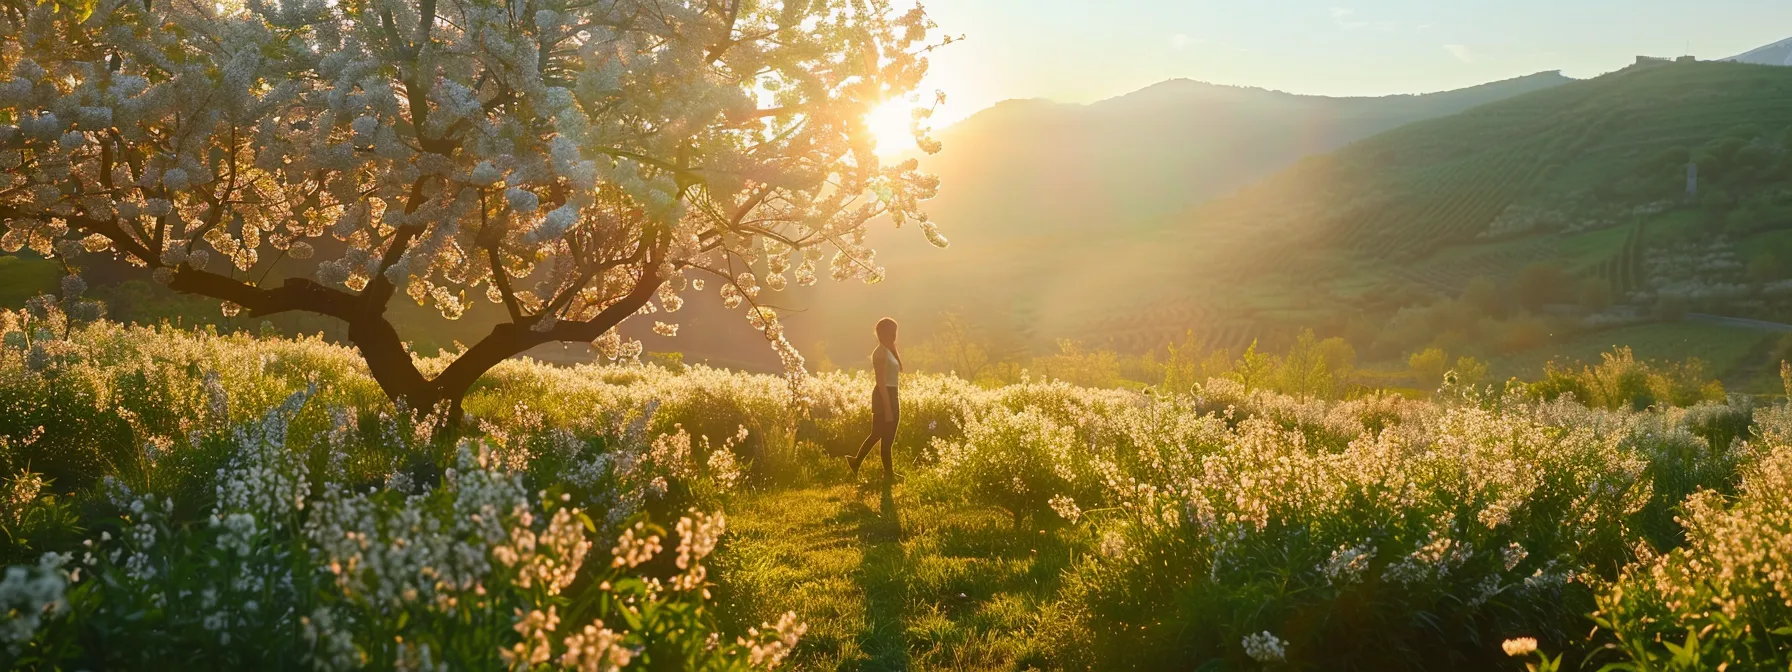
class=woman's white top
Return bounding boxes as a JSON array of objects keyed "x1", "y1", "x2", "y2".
[{"x1": 873, "y1": 346, "x2": 899, "y2": 388}]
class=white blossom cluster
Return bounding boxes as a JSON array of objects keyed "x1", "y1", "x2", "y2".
[
  {"x1": 1599, "y1": 444, "x2": 1792, "y2": 656},
  {"x1": 0, "y1": 0, "x2": 948, "y2": 400},
  {"x1": 1320, "y1": 543, "x2": 1375, "y2": 585},
  {"x1": 597, "y1": 423, "x2": 747, "y2": 528},
  {"x1": 305, "y1": 444, "x2": 530, "y2": 612},
  {"x1": 0, "y1": 553, "x2": 69, "y2": 655},
  {"x1": 1640, "y1": 238, "x2": 1749, "y2": 304},
  {"x1": 0, "y1": 367, "x2": 797, "y2": 667},
  {"x1": 1241, "y1": 630, "x2": 1287, "y2": 663},
  {"x1": 740, "y1": 611, "x2": 807, "y2": 669}
]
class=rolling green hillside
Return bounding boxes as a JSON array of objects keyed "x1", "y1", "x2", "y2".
[
  {"x1": 795, "y1": 73, "x2": 1580, "y2": 360},
  {"x1": 901, "y1": 70, "x2": 1575, "y2": 242},
  {"x1": 1013, "y1": 59, "x2": 1792, "y2": 380},
  {"x1": 1168, "y1": 59, "x2": 1792, "y2": 270}
]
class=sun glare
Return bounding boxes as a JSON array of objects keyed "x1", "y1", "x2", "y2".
[{"x1": 866, "y1": 99, "x2": 919, "y2": 155}]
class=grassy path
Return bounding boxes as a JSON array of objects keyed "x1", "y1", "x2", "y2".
[{"x1": 711, "y1": 483, "x2": 1083, "y2": 671}]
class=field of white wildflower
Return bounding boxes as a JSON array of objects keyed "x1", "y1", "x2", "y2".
[{"x1": 2, "y1": 301, "x2": 1790, "y2": 670}]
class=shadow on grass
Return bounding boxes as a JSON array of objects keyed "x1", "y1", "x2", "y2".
[{"x1": 836, "y1": 485, "x2": 908, "y2": 671}]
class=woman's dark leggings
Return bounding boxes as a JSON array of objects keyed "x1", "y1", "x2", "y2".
[{"x1": 855, "y1": 386, "x2": 899, "y2": 476}]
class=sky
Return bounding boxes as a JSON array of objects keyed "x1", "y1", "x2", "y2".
[{"x1": 909, "y1": 0, "x2": 1792, "y2": 129}]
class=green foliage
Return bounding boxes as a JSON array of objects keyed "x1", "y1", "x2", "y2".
[
  {"x1": 1529, "y1": 347, "x2": 1725, "y2": 410},
  {"x1": 1516, "y1": 262, "x2": 1573, "y2": 312},
  {"x1": 0, "y1": 256, "x2": 58, "y2": 307},
  {"x1": 923, "y1": 409, "x2": 1098, "y2": 529},
  {"x1": 2, "y1": 319, "x2": 1790, "y2": 670},
  {"x1": 1271, "y1": 329, "x2": 1357, "y2": 399},
  {"x1": 907, "y1": 314, "x2": 995, "y2": 383},
  {"x1": 1162, "y1": 330, "x2": 1207, "y2": 395},
  {"x1": 1581, "y1": 278, "x2": 1615, "y2": 313},
  {"x1": 1589, "y1": 444, "x2": 1792, "y2": 671},
  {"x1": 1232, "y1": 340, "x2": 1277, "y2": 392},
  {"x1": 1028, "y1": 340, "x2": 1122, "y2": 390},
  {"x1": 1409, "y1": 346, "x2": 1451, "y2": 390}
]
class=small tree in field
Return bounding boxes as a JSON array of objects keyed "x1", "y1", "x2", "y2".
[{"x1": 0, "y1": 0, "x2": 948, "y2": 416}]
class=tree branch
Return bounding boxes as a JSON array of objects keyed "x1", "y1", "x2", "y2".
[
  {"x1": 167, "y1": 268, "x2": 359, "y2": 321},
  {"x1": 167, "y1": 266, "x2": 430, "y2": 405},
  {"x1": 431, "y1": 262, "x2": 665, "y2": 403}
]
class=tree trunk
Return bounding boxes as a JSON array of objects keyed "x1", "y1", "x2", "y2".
[{"x1": 165, "y1": 264, "x2": 665, "y2": 429}]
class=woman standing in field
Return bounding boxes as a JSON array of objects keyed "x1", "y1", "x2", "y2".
[{"x1": 849, "y1": 318, "x2": 902, "y2": 482}]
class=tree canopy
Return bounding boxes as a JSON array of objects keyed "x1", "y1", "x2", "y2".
[{"x1": 0, "y1": 0, "x2": 946, "y2": 413}]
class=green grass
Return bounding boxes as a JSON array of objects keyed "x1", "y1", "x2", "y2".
[
  {"x1": 0, "y1": 255, "x2": 58, "y2": 305},
  {"x1": 1740, "y1": 226, "x2": 1792, "y2": 267},
  {"x1": 1640, "y1": 209, "x2": 1708, "y2": 248},
  {"x1": 1555, "y1": 224, "x2": 1635, "y2": 275},
  {"x1": 712, "y1": 482, "x2": 1080, "y2": 671},
  {"x1": 1492, "y1": 321, "x2": 1772, "y2": 382}
]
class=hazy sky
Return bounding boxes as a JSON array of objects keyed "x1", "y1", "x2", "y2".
[{"x1": 913, "y1": 0, "x2": 1792, "y2": 127}]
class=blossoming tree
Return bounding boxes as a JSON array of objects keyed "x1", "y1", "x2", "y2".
[{"x1": 0, "y1": 0, "x2": 945, "y2": 414}]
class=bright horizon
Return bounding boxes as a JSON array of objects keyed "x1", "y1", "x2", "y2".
[{"x1": 878, "y1": 0, "x2": 1792, "y2": 147}]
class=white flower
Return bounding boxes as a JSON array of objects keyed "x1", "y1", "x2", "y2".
[
  {"x1": 162, "y1": 168, "x2": 193, "y2": 192},
  {"x1": 470, "y1": 161, "x2": 502, "y2": 184},
  {"x1": 1502, "y1": 637, "x2": 1538, "y2": 657},
  {"x1": 1241, "y1": 631, "x2": 1287, "y2": 663},
  {"x1": 531, "y1": 204, "x2": 578, "y2": 243},
  {"x1": 1502, "y1": 542, "x2": 1528, "y2": 571},
  {"x1": 506, "y1": 187, "x2": 539, "y2": 213},
  {"x1": 1048, "y1": 494, "x2": 1081, "y2": 523},
  {"x1": 0, "y1": 556, "x2": 68, "y2": 655},
  {"x1": 1098, "y1": 531, "x2": 1127, "y2": 560},
  {"x1": 1321, "y1": 543, "x2": 1375, "y2": 585},
  {"x1": 350, "y1": 115, "x2": 379, "y2": 139}
]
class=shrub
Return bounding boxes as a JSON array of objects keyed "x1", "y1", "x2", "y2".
[
  {"x1": 1590, "y1": 446, "x2": 1792, "y2": 670},
  {"x1": 1, "y1": 390, "x2": 801, "y2": 670},
  {"x1": 1410, "y1": 347, "x2": 1450, "y2": 390},
  {"x1": 924, "y1": 408, "x2": 1104, "y2": 529},
  {"x1": 1529, "y1": 348, "x2": 1725, "y2": 411},
  {"x1": 1053, "y1": 401, "x2": 1662, "y2": 669}
]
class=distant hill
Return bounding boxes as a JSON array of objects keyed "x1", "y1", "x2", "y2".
[
  {"x1": 900, "y1": 71, "x2": 1576, "y2": 242},
  {"x1": 1726, "y1": 37, "x2": 1792, "y2": 66},
  {"x1": 781, "y1": 72, "x2": 1578, "y2": 363},
  {"x1": 1068, "y1": 59, "x2": 1792, "y2": 361}
]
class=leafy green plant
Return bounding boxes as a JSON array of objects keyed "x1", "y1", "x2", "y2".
[{"x1": 924, "y1": 408, "x2": 1102, "y2": 529}]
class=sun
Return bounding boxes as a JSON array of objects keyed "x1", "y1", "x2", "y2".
[{"x1": 866, "y1": 99, "x2": 918, "y2": 156}]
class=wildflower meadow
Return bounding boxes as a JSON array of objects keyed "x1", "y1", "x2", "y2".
[{"x1": 2, "y1": 297, "x2": 1789, "y2": 670}]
